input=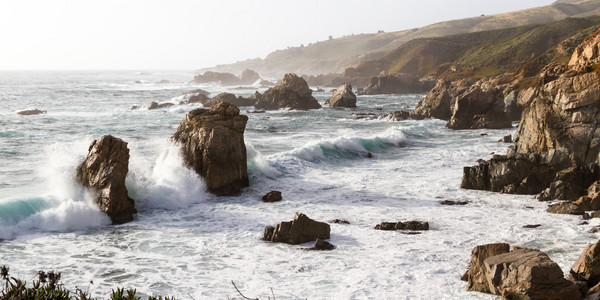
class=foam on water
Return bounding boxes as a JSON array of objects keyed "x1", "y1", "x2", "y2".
[
  {"x1": 0, "y1": 141, "x2": 111, "y2": 240},
  {"x1": 127, "y1": 141, "x2": 209, "y2": 210}
]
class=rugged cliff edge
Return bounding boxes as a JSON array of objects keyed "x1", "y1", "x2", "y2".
[{"x1": 462, "y1": 29, "x2": 600, "y2": 208}]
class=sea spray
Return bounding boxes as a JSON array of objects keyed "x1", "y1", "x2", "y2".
[
  {"x1": 0, "y1": 140, "x2": 111, "y2": 239},
  {"x1": 246, "y1": 142, "x2": 281, "y2": 178},
  {"x1": 128, "y1": 141, "x2": 209, "y2": 210}
]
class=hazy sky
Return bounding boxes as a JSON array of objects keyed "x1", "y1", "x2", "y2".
[{"x1": 0, "y1": 0, "x2": 557, "y2": 70}]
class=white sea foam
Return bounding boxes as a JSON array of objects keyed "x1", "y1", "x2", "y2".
[
  {"x1": 128, "y1": 141, "x2": 209, "y2": 210},
  {"x1": 246, "y1": 142, "x2": 281, "y2": 178}
]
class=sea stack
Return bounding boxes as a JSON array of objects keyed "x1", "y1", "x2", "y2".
[
  {"x1": 327, "y1": 83, "x2": 357, "y2": 108},
  {"x1": 172, "y1": 102, "x2": 249, "y2": 196},
  {"x1": 77, "y1": 135, "x2": 136, "y2": 224}
]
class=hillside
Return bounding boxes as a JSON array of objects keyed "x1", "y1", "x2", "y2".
[
  {"x1": 351, "y1": 17, "x2": 600, "y2": 80},
  {"x1": 202, "y1": 0, "x2": 600, "y2": 77}
]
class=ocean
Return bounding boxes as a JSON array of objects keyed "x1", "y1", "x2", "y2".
[{"x1": 0, "y1": 70, "x2": 596, "y2": 299}]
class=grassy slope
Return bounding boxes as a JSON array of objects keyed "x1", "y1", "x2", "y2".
[
  {"x1": 204, "y1": 0, "x2": 600, "y2": 76},
  {"x1": 351, "y1": 17, "x2": 600, "y2": 80}
]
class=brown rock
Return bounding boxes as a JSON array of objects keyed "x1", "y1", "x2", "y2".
[
  {"x1": 17, "y1": 109, "x2": 46, "y2": 115},
  {"x1": 254, "y1": 74, "x2": 321, "y2": 110},
  {"x1": 148, "y1": 101, "x2": 174, "y2": 110},
  {"x1": 571, "y1": 240, "x2": 600, "y2": 288},
  {"x1": 203, "y1": 92, "x2": 256, "y2": 108},
  {"x1": 446, "y1": 82, "x2": 511, "y2": 130},
  {"x1": 482, "y1": 249, "x2": 581, "y2": 299},
  {"x1": 76, "y1": 135, "x2": 136, "y2": 224},
  {"x1": 172, "y1": 102, "x2": 249, "y2": 196},
  {"x1": 263, "y1": 213, "x2": 330, "y2": 245},
  {"x1": 547, "y1": 201, "x2": 585, "y2": 215},
  {"x1": 465, "y1": 243, "x2": 511, "y2": 292},
  {"x1": 327, "y1": 83, "x2": 356, "y2": 108},
  {"x1": 374, "y1": 221, "x2": 429, "y2": 231},
  {"x1": 498, "y1": 134, "x2": 512, "y2": 143},
  {"x1": 308, "y1": 238, "x2": 335, "y2": 251},
  {"x1": 262, "y1": 191, "x2": 282, "y2": 202},
  {"x1": 330, "y1": 219, "x2": 350, "y2": 224},
  {"x1": 411, "y1": 79, "x2": 475, "y2": 120},
  {"x1": 361, "y1": 73, "x2": 434, "y2": 95}
]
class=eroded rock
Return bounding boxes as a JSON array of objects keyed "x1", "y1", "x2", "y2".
[
  {"x1": 326, "y1": 83, "x2": 356, "y2": 108},
  {"x1": 263, "y1": 213, "x2": 330, "y2": 245},
  {"x1": 253, "y1": 74, "x2": 321, "y2": 110},
  {"x1": 76, "y1": 135, "x2": 136, "y2": 224},
  {"x1": 172, "y1": 102, "x2": 249, "y2": 196}
]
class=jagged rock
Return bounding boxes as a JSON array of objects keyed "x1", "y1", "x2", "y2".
[
  {"x1": 254, "y1": 74, "x2": 321, "y2": 110},
  {"x1": 263, "y1": 213, "x2": 330, "y2": 245},
  {"x1": 411, "y1": 79, "x2": 475, "y2": 120},
  {"x1": 203, "y1": 92, "x2": 256, "y2": 108},
  {"x1": 361, "y1": 73, "x2": 434, "y2": 95},
  {"x1": 180, "y1": 89, "x2": 211, "y2": 105},
  {"x1": 446, "y1": 82, "x2": 512, "y2": 129},
  {"x1": 326, "y1": 83, "x2": 356, "y2": 108},
  {"x1": 569, "y1": 28, "x2": 600, "y2": 69},
  {"x1": 464, "y1": 243, "x2": 511, "y2": 292},
  {"x1": 172, "y1": 102, "x2": 249, "y2": 196},
  {"x1": 308, "y1": 238, "x2": 335, "y2": 250},
  {"x1": 76, "y1": 135, "x2": 136, "y2": 224},
  {"x1": 374, "y1": 221, "x2": 429, "y2": 231},
  {"x1": 571, "y1": 240, "x2": 600, "y2": 288},
  {"x1": 148, "y1": 101, "x2": 174, "y2": 110},
  {"x1": 498, "y1": 134, "x2": 512, "y2": 143},
  {"x1": 17, "y1": 109, "x2": 46, "y2": 115},
  {"x1": 481, "y1": 249, "x2": 582, "y2": 299},
  {"x1": 239, "y1": 69, "x2": 261, "y2": 84},
  {"x1": 262, "y1": 191, "x2": 282, "y2": 202}
]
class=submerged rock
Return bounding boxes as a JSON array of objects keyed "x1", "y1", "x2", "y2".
[
  {"x1": 76, "y1": 135, "x2": 136, "y2": 224},
  {"x1": 326, "y1": 83, "x2": 356, "y2": 108},
  {"x1": 330, "y1": 219, "x2": 350, "y2": 224},
  {"x1": 262, "y1": 191, "x2": 282, "y2": 202},
  {"x1": 263, "y1": 212, "x2": 330, "y2": 245},
  {"x1": 374, "y1": 221, "x2": 429, "y2": 231},
  {"x1": 172, "y1": 102, "x2": 249, "y2": 196},
  {"x1": 17, "y1": 109, "x2": 46, "y2": 115},
  {"x1": 308, "y1": 238, "x2": 335, "y2": 251},
  {"x1": 254, "y1": 73, "x2": 321, "y2": 110},
  {"x1": 148, "y1": 101, "x2": 174, "y2": 110}
]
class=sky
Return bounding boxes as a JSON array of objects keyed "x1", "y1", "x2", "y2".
[{"x1": 0, "y1": 0, "x2": 557, "y2": 70}]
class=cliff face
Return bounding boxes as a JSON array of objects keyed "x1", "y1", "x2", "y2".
[{"x1": 515, "y1": 29, "x2": 600, "y2": 165}]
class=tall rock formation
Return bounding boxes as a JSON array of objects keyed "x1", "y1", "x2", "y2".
[
  {"x1": 253, "y1": 73, "x2": 321, "y2": 110},
  {"x1": 77, "y1": 135, "x2": 136, "y2": 224},
  {"x1": 461, "y1": 29, "x2": 600, "y2": 203},
  {"x1": 172, "y1": 102, "x2": 249, "y2": 196}
]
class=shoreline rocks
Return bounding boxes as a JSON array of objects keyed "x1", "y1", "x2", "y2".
[
  {"x1": 374, "y1": 221, "x2": 429, "y2": 231},
  {"x1": 172, "y1": 102, "x2": 249, "y2": 196},
  {"x1": 262, "y1": 191, "x2": 282, "y2": 202},
  {"x1": 326, "y1": 83, "x2": 357, "y2": 108},
  {"x1": 263, "y1": 213, "x2": 330, "y2": 245},
  {"x1": 359, "y1": 73, "x2": 434, "y2": 95},
  {"x1": 254, "y1": 73, "x2": 321, "y2": 110},
  {"x1": 465, "y1": 243, "x2": 582, "y2": 299},
  {"x1": 76, "y1": 135, "x2": 136, "y2": 224},
  {"x1": 193, "y1": 69, "x2": 261, "y2": 86}
]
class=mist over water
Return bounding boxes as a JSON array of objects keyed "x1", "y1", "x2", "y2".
[{"x1": 0, "y1": 71, "x2": 596, "y2": 299}]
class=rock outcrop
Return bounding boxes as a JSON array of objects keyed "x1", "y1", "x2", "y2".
[
  {"x1": 262, "y1": 191, "x2": 282, "y2": 202},
  {"x1": 465, "y1": 243, "x2": 581, "y2": 299},
  {"x1": 360, "y1": 73, "x2": 434, "y2": 95},
  {"x1": 571, "y1": 240, "x2": 600, "y2": 288},
  {"x1": 76, "y1": 135, "x2": 136, "y2": 224},
  {"x1": 263, "y1": 213, "x2": 330, "y2": 245},
  {"x1": 411, "y1": 76, "x2": 520, "y2": 129},
  {"x1": 172, "y1": 102, "x2": 249, "y2": 196},
  {"x1": 462, "y1": 29, "x2": 600, "y2": 202},
  {"x1": 239, "y1": 69, "x2": 261, "y2": 85},
  {"x1": 253, "y1": 74, "x2": 321, "y2": 110},
  {"x1": 326, "y1": 83, "x2": 356, "y2": 108},
  {"x1": 148, "y1": 101, "x2": 175, "y2": 110}
]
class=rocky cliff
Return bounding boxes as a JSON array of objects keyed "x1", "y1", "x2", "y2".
[{"x1": 461, "y1": 29, "x2": 600, "y2": 205}]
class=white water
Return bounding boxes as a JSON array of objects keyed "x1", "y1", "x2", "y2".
[{"x1": 0, "y1": 71, "x2": 596, "y2": 299}]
